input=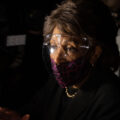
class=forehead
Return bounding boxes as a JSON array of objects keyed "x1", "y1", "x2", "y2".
[
  {"x1": 51, "y1": 26, "x2": 79, "y2": 44},
  {"x1": 50, "y1": 26, "x2": 93, "y2": 47},
  {"x1": 52, "y1": 26, "x2": 62, "y2": 34}
]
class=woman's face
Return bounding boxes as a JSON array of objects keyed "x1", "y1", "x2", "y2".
[
  {"x1": 44, "y1": 26, "x2": 102, "y2": 87},
  {"x1": 49, "y1": 27, "x2": 91, "y2": 64}
]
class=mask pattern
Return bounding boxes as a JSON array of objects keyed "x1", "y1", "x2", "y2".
[{"x1": 51, "y1": 57, "x2": 91, "y2": 88}]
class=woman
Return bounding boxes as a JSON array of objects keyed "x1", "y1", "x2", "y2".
[{"x1": 21, "y1": 0, "x2": 120, "y2": 120}]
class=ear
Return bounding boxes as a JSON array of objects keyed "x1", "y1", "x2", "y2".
[{"x1": 90, "y1": 46, "x2": 102, "y2": 65}]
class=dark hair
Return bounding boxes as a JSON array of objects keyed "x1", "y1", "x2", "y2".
[{"x1": 43, "y1": 0, "x2": 120, "y2": 71}]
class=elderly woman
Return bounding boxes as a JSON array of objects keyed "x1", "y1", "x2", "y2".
[{"x1": 20, "y1": 0, "x2": 120, "y2": 120}]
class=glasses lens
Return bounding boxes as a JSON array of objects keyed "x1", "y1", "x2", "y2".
[{"x1": 43, "y1": 34, "x2": 92, "y2": 57}]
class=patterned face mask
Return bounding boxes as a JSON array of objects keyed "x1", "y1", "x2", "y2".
[
  {"x1": 51, "y1": 55, "x2": 91, "y2": 88},
  {"x1": 43, "y1": 33, "x2": 94, "y2": 87}
]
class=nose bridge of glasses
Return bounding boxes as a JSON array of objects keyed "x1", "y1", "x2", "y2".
[
  {"x1": 52, "y1": 46, "x2": 67, "y2": 64},
  {"x1": 56, "y1": 44, "x2": 66, "y2": 56},
  {"x1": 51, "y1": 34, "x2": 65, "y2": 46}
]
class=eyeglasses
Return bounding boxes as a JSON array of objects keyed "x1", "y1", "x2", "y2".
[{"x1": 43, "y1": 34, "x2": 92, "y2": 58}]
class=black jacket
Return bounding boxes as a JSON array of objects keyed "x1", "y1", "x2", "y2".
[{"x1": 21, "y1": 68, "x2": 120, "y2": 120}]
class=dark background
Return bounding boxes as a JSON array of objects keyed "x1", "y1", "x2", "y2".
[{"x1": 0, "y1": 0, "x2": 63, "y2": 111}]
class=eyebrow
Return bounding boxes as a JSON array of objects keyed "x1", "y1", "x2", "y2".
[{"x1": 50, "y1": 39, "x2": 78, "y2": 48}]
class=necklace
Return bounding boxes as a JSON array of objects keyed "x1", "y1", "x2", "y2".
[{"x1": 65, "y1": 87, "x2": 80, "y2": 98}]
